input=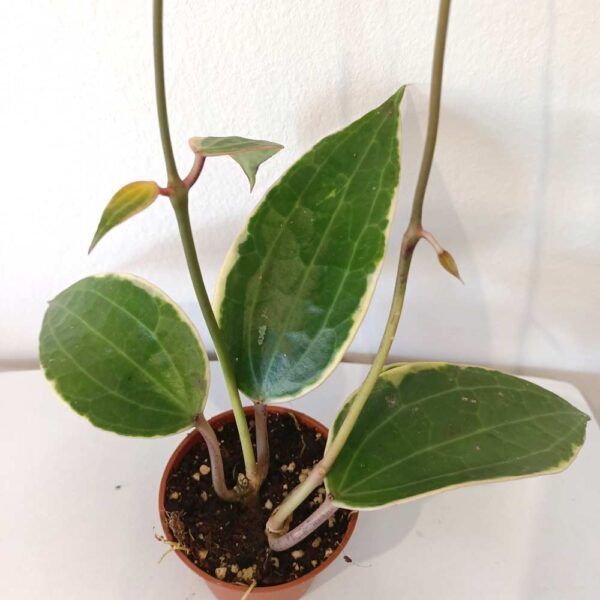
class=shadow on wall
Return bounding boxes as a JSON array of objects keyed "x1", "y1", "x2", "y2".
[
  {"x1": 350, "y1": 84, "x2": 534, "y2": 369},
  {"x1": 516, "y1": 0, "x2": 555, "y2": 370}
]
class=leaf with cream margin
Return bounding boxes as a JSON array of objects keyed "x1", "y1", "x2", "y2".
[
  {"x1": 188, "y1": 136, "x2": 283, "y2": 190},
  {"x1": 326, "y1": 363, "x2": 589, "y2": 509},
  {"x1": 89, "y1": 181, "x2": 159, "y2": 253},
  {"x1": 215, "y1": 87, "x2": 405, "y2": 402},
  {"x1": 39, "y1": 274, "x2": 209, "y2": 436}
]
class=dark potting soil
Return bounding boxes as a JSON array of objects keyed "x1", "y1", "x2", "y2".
[{"x1": 163, "y1": 411, "x2": 351, "y2": 587}]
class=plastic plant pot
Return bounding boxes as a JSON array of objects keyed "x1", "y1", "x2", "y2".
[{"x1": 159, "y1": 405, "x2": 358, "y2": 600}]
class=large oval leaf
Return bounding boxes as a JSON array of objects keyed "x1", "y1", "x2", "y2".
[
  {"x1": 39, "y1": 274, "x2": 209, "y2": 436},
  {"x1": 326, "y1": 363, "x2": 589, "y2": 509},
  {"x1": 215, "y1": 87, "x2": 405, "y2": 402},
  {"x1": 89, "y1": 181, "x2": 159, "y2": 253}
]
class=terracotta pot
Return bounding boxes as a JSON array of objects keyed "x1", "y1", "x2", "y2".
[{"x1": 159, "y1": 405, "x2": 358, "y2": 600}]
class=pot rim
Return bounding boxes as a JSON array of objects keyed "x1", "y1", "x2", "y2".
[{"x1": 158, "y1": 405, "x2": 358, "y2": 595}]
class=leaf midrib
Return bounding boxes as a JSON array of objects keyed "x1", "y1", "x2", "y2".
[
  {"x1": 51, "y1": 299, "x2": 187, "y2": 412},
  {"x1": 284, "y1": 148, "x2": 396, "y2": 383},
  {"x1": 336, "y1": 410, "x2": 582, "y2": 496},
  {"x1": 241, "y1": 118, "x2": 370, "y2": 393},
  {"x1": 335, "y1": 380, "x2": 540, "y2": 490},
  {"x1": 103, "y1": 187, "x2": 156, "y2": 228},
  {"x1": 78, "y1": 286, "x2": 189, "y2": 397},
  {"x1": 257, "y1": 112, "x2": 392, "y2": 394},
  {"x1": 45, "y1": 320, "x2": 184, "y2": 419},
  {"x1": 337, "y1": 419, "x2": 583, "y2": 501}
]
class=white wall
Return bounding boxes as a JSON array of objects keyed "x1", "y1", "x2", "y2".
[{"x1": 1, "y1": 1, "x2": 599, "y2": 380}]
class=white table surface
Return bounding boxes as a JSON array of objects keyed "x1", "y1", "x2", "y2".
[{"x1": 1, "y1": 363, "x2": 599, "y2": 599}]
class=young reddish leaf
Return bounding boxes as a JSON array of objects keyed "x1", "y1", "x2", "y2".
[
  {"x1": 188, "y1": 136, "x2": 283, "y2": 190},
  {"x1": 89, "y1": 181, "x2": 159, "y2": 253}
]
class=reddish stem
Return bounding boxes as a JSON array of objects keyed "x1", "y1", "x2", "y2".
[
  {"x1": 267, "y1": 496, "x2": 338, "y2": 552},
  {"x1": 194, "y1": 415, "x2": 239, "y2": 503},
  {"x1": 254, "y1": 402, "x2": 270, "y2": 484},
  {"x1": 183, "y1": 153, "x2": 206, "y2": 189}
]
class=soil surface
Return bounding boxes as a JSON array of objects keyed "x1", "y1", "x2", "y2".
[{"x1": 163, "y1": 411, "x2": 351, "y2": 587}]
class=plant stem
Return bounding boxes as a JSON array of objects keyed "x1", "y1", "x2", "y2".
[
  {"x1": 254, "y1": 402, "x2": 270, "y2": 483},
  {"x1": 152, "y1": 0, "x2": 258, "y2": 486},
  {"x1": 267, "y1": 0, "x2": 452, "y2": 538},
  {"x1": 172, "y1": 196, "x2": 258, "y2": 483},
  {"x1": 195, "y1": 415, "x2": 238, "y2": 502},
  {"x1": 267, "y1": 497, "x2": 338, "y2": 552},
  {"x1": 153, "y1": 0, "x2": 179, "y2": 184},
  {"x1": 183, "y1": 153, "x2": 206, "y2": 189}
]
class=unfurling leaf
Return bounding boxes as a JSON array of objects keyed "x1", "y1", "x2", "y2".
[
  {"x1": 326, "y1": 363, "x2": 589, "y2": 509},
  {"x1": 188, "y1": 136, "x2": 283, "y2": 190},
  {"x1": 39, "y1": 274, "x2": 209, "y2": 436},
  {"x1": 438, "y1": 249, "x2": 463, "y2": 283},
  {"x1": 89, "y1": 181, "x2": 159, "y2": 253},
  {"x1": 216, "y1": 87, "x2": 406, "y2": 402}
]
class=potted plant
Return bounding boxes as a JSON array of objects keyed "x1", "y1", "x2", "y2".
[{"x1": 38, "y1": 1, "x2": 590, "y2": 598}]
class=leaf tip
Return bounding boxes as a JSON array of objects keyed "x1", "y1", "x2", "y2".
[
  {"x1": 88, "y1": 233, "x2": 100, "y2": 255},
  {"x1": 438, "y1": 250, "x2": 464, "y2": 284}
]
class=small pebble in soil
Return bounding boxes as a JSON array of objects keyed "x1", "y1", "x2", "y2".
[{"x1": 298, "y1": 468, "x2": 311, "y2": 483}]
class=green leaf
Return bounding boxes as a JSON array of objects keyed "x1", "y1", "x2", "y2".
[
  {"x1": 39, "y1": 274, "x2": 209, "y2": 436},
  {"x1": 89, "y1": 181, "x2": 159, "y2": 253},
  {"x1": 215, "y1": 87, "x2": 405, "y2": 402},
  {"x1": 188, "y1": 136, "x2": 283, "y2": 190},
  {"x1": 326, "y1": 363, "x2": 589, "y2": 509}
]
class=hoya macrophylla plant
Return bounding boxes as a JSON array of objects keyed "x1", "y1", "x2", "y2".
[{"x1": 37, "y1": 0, "x2": 590, "y2": 581}]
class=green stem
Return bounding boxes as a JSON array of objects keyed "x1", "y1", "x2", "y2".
[
  {"x1": 172, "y1": 194, "x2": 258, "y2": 482},
  {"x1": 267, "y1": 0, "x2": 451, "y2": 537},
  {"x1": 153, "y1": 0, "x2": 179, "y2": 183},
  {"x1": 152, "y1": 0, "x2": 257, "y2": 484}
]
